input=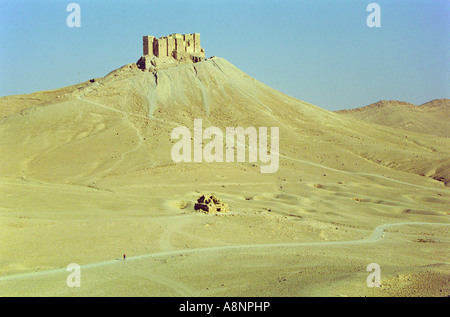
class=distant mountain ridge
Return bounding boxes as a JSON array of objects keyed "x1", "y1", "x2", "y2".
[{"x1": 336, "y1": 99, "x2": 450, "y2": 137}]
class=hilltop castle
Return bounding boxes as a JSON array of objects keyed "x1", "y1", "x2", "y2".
[{"x1": 137, "y1": 33, "x2": 206, "y2": 70}]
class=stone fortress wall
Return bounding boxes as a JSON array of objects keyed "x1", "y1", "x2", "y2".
[
  {"x1": 143, "y1": 33, "x2": 205, "y2": 59},
  {"x1": 137, "y1": 33, "x2": 207, "y2": 70}
]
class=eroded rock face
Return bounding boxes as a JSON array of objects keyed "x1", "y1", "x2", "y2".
[{"x1": 194, "y1": 194, "x2": 229, "y2": 214}]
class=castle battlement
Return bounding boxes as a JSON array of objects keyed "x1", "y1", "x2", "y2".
[{"x1": 143, "y1": 33, "x2": 205, "y2": 60}]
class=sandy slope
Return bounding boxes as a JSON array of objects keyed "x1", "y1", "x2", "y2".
[{"x1": 0, "y1": 57, "x2": 449, "y2": 296}]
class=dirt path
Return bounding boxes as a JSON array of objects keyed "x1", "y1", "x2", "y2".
[{"x1": 1, "y1": 221, "x2": 448, "y2": 283}]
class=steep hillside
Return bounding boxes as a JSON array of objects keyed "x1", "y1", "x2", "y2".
[{"x1": 0, "y1": 59, "x2": 448, "y2": 187}]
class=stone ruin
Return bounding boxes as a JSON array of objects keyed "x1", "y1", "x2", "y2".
[
  {"x1": 194, "y1": 194, "x2": 229, "y2": 214},
  {"x1": 137, "y1": 33, "x2": 206, "y2": 71}
]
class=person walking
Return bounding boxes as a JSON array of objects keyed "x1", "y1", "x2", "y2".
[{"x1": 123, "y1": 254, "x2": 126, "y2": 261}]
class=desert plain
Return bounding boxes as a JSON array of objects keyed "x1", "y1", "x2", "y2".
[{"x1": 0, "y1": 57, "x2": 449, "y2": 296}]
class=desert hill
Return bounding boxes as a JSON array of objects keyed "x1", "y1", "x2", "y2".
[
  {"x1": 0, "y1": 56, "x2": 449, "y2": 296},
  {"x1": 1, "y1": 58, "x2": 448, "y2": 187},
  {"x1": 336, "y1": 99, "x2": 450, "y2": 138}
]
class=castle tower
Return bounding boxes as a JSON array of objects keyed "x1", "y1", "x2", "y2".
[
  {"x1": 193, "y1": 33, "x2": 201, "y2": 53},
  {"x1": 158, "y1": 37, "x2": 168, "y2": 58},
  {"x1": 184, "y1": 34, "x2": 194, "y2": 54},
  {"x1": 143, "y1": 36, "x2": 155, "y2": 56}
]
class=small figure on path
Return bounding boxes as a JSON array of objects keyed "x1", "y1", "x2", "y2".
[{"x1": 123, "y1": 254, "x2": 126, "y2": 261}]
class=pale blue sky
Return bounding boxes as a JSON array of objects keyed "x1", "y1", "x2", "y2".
[{"x1": 0, "y1": 0, "x2": 448, "y2": 110}]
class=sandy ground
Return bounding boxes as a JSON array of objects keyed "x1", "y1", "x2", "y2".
[{"x1": 0, "y1": 58, "x2": 449, "y2": 296}]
